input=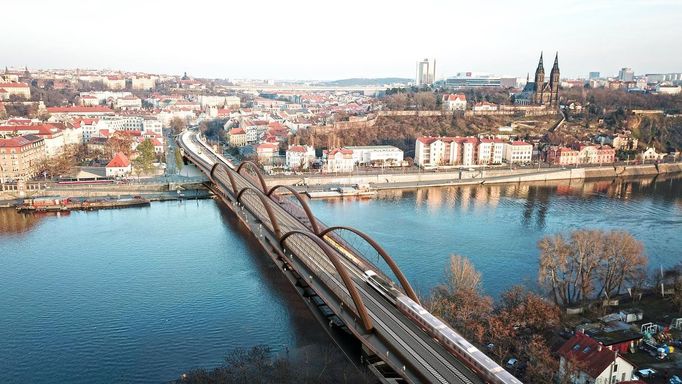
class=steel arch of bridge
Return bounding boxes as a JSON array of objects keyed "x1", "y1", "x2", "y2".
[
  {"x1": 210, "y1": 162, "x2": 238, "y2": 196},
  {"x1": 280, "y1": 230, "x2": 373, "y2": 332},
  {"x1": 236, "y1": 161, "x2": 269, "y2": 194},
  {"x1": 237, "y1": 186, "x2": 283, "y2": 239},
  {"x1": 319, "y1": 226, "x2": 420, "y2": 304},
  {"x1": 266, "y1": 185, "x2": 321, "y2": 235}
]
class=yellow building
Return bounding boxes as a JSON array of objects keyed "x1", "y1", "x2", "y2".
[
  {"x1": 0, "y1": 82, "x2": 31, "y2": 100},
  {"x1": 0, "y1": 135, "x2": 46, "y2": 182}
]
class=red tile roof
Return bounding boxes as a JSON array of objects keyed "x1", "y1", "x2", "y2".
[
  {"x1": 445, "y1": 93, "x2": 466, "y2": 102},
  {"x1": 106, "y1": 152, "x2": 130, "y2": 168},
  {"x1": 229, "y1": 128, "x2": 245, "y2": 135},
  {"x1": 0, "y1": 82, "x2": 29, "y2": 88},
  {"x1": 256, "y1": 143, "x2": 279, "y2": 152},
  {"x1": 329, "y1": 148, "x2": 353, "y2": 156},
  {"x1": 511, "y1": 141, "x2": 531, "y2": 146},
  {"x1": 557, "y1": 332, "x2": 620, "y2": 378},
  {"x1": 47, "y1": 106, "x2": 114, "y2": 113},
  {"x1": 288, "y1": 145, "x2": 307, "y2": 153},
  {"x1": 0, "y1": 135, "x2": 42, "y2": 148}
]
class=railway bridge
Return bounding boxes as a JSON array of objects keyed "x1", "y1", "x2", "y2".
[{"x1": 177, "y1": 130, "x2": 519, "y2": 384}]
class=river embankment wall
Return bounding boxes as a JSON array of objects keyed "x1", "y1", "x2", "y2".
[{"x1": 264, "y1": 162, "x2": 682, "y2": 190}]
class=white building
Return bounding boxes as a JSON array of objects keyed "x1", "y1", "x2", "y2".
[
  {"x1": 105, "y1": 152, "x2": 132, "y2": 177},
  {"x1": 343, "y1": 145, "x2": 404, "y2": 166},
  {"x1": 131, "y1": 77, "x2": 156, "y2": 90},
  {"x1": 256, "y1": 143, "x2": 279, "y2": 165},
  {"x1": 115, "y1": 95, "x2": 142, "y2": 110},
  {"x1": 416, "y1": 58, "x2": 436, "y2": 86},
  {"x1": 504, "y1": 141, "x2": 533, "y2": 164},
  {"x1": 325, "y1": 148, "x2": 354, "y2": 173},
  {"x1": 443, "y1": 94, "x2": 467, "y2": 111},
  {"x1": 656, "y1": 84, "x2": 681, "y2": 95},
  {"x1": 477, "y1": 138, "x2": 505, "y2": 164},
  {"x1": 0, "y1": 82, "x2": 31, "y2": 100},
  {"x1": 142, "y1": 118, "x2": 163, "y2": 136},
  {"x1": 103, "y1": 76, "x2": 126, "y2": 90},
  {"x1": 285, "y1": 145, "x2": 316, "y2": 170},
  {"x1": 472, "y1": 101, "x2": 498, "y2": 112},
  {"x1": 641, "y1": 147, "x2": 665, "y2": 161},
  {"x1": 198, "y1": 95, "x2": 241, "y2": 108},
  {"x1": 80, "y1": 95, "x2": 99, "y2": 106}
]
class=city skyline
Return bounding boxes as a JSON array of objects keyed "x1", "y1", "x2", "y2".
[{"x1": 3, "y1": 0, "x2": 682, "y2": 80}]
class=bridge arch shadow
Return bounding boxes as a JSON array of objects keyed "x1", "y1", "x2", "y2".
[
  {"x1": 280, "y1": 230, "x2": 373, "y2": 332},
  {"x1": 267, "y1": 185, "x2": 321, "y2": 235},
  {"x1": 319, "y1": 226, "x2": 420, "y2": 305}
]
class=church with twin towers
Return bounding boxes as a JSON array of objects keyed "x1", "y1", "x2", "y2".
[{"x1": 515, "y1": 52, "x2": 560, "y2": 106}]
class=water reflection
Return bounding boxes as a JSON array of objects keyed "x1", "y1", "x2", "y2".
[
  {"x1": 315, "y1": 174, "x2": 682, "y2": 296},
  {"x1": 0, "y1": 208, "x2": 47, "y2": 235}
]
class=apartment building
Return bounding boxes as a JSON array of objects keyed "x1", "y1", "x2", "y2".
[
  {"x1": 504, "y1": 141, "x2": 533, "y2": 164},
  {"x1": 0, "y1": 135, "x2": 46, "y2": 182}
]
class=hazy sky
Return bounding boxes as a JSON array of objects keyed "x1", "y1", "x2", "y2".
[{"x1": 3, "y1": 0, "x2": 681, "y2": 80}]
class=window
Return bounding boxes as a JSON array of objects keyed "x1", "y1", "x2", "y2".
[{"x1": 613, "y1": 364, "x2": 617, "y2": 372}]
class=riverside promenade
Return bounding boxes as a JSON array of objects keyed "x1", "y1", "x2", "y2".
[{"x1": 267, "y1": 162, "x2": 682, "y2": 191}]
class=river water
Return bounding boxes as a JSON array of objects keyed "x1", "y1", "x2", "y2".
[{"x1": 1, "y1": 175, "x2": 681, "y2": 383}]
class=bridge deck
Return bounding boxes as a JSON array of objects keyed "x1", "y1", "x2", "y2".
[{"x1": 179, "y1": 131, "x2": 486, "y2": 384}]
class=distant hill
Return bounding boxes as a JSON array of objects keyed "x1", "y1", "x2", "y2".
[{"x1": 319, "y1": 78, "x2": 412, "y2": 87}]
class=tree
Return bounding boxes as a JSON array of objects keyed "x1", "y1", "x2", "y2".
[
  {"x1": 445, "y1": 254, "x2": 482, "y2": 294},
  {"x1": 133, "y1": 139, "x2": 156, "y2": 175},
  {"x1": 498, "y1": 286, "x2": 560, "y2": 333},
  {"x1": 384, "y1": 93, "x2": 409, "y2": 110},
  {"x1": 170, "y1": 116, "x2": 186, "y2": 135},
  {"x1": 538, "y1": 229, "x2": 647, "y2": 307},
  {"x1": 538, "y1": 233, "x2": 575, "y2": 306},
  {"x1": 414, "y1": 92, "x2": 437, "y2": 110},
  {"x1": 428, "y1": 255, "x2": 492, "y2": 342},
  {"x1": 105, "y1": 132, "x2": 134, "y2": 157},
  {"x1": 596, "y1": 231, "x2": 647, "y2": 299},
  {"x1": 37, "y1": 147, "x2": 77, "y2": 179},
  {"x1": 174, "y1": 147, "x2": 184, "y2": 173},
  {"x1": 523, "y1": 335, "x2": 558, "y2": 383}
]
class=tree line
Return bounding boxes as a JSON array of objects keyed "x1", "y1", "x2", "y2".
[{"x1": 427, "y1": 228, "x2": 659, "y2": 383}]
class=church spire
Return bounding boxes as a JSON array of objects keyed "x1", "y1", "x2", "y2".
[{"x1": 537, "y1": 51, "x2": 544, "y2": 71}]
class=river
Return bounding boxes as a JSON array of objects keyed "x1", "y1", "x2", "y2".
[{"x1": 1, "y1": 175, "x2": 681, "y2": 383}]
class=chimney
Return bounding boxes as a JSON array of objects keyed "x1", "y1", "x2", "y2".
[{"x1": 597, "y1": 345, "x2": 602, "y2": 352}]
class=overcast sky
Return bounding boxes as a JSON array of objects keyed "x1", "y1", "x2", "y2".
[{"x1": 3, "y1": 0, "x2": 681, "y2": 80}]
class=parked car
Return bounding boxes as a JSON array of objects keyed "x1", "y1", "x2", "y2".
[
  {"x1": 637, "y1": 368, "x2": 656, "y2": 378},
  {"x1": 506, "y1": 358, "x2": 518, "y2": 368}
]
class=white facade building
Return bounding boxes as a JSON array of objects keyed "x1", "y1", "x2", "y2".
[
  {"x1": 504, "y1": 141, "x2": 533, "y2": 164},
  {"x1": 477, "y1": 139, "x2": 505, "y2": 164},
  {"x1": 325, "y1": 148, "x2": 354, "y2": 173},
  {"x1": 115, "y1": 96, "x2": 142, "y2": 110},
  {"x1": 285, "y1": 145, "x2": 316, "y2": 170},
  {"x1": 198, "y1": 95, "x2": 241, "y2": 108},
  {"x1": 344, "y1": 145, "x2": 404, "y2": 166},
  {"x1": 443, "y1": 94, "x2": 467, "y2": 111}
]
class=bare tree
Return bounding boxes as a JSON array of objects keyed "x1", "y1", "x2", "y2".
[
  {"x1": 538, "y1": 233, "x2": 575, "y2": 306},
  {"x1": 596, "y1": 231, "x2": 646, "y2": 299},
  {"x1": 538, "y1": 229, "x2": 647, "y2": 307},
  {"x1": 445, "y1": 254, "x2": 482, "y2": 294}
]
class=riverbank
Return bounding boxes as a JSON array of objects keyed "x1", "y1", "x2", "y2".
[
  {"x1": 271, "y1": 162, "x2": 682, "y2": 191},
  {"x1": 0, "y1": 186, "x2": 212, "y2": 208}
]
